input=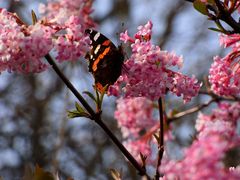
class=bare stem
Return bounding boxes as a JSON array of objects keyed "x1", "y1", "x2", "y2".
[
  {"x1": 155, "y1": 98, "x2": 164, "y2": 179},
  {"x1": 168, "y1": 98, "x2": 215, "y2": 124},
  {"x1": 199, "y1": 90, "x2": 240, "y2": 101}
]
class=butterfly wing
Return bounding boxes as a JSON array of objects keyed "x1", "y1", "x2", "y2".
[{"x1": 85, "y1": 29, "x2": 124, "y2": 92}]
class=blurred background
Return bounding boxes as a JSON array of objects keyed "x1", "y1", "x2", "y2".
[{"x1": 0, "y1": 0, "x2": 222, "y2": 179}]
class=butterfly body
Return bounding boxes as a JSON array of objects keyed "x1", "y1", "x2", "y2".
[{"x1": 85, "y1": 29, "x2": 124, "y2": 92}]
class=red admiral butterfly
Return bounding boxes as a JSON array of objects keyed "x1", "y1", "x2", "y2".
[{"x1": 85, "y1": 29, "x2": 124, "y2": 93}]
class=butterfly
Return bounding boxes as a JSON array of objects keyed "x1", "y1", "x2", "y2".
[{"x1": 85, "y1": 29, "x2": 124, "y2": 93}]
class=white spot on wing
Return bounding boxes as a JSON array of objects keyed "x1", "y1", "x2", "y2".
[
  {"x1": 94, "y1": 32, "x2": 100, "y2": 41},
  {"x1": 94, "y1": 44, "x2": 101, "y2": 54}
]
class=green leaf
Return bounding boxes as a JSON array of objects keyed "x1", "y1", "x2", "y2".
[
  {"x1": 23, "y1": 165, "x2": 62, "y2": 180},
  {"x1": 95, "y1": 88, "x2": 100, "y2": 105},
  {"x1": 75, "y1": 102, "x2": 85, "y2": 113},
  {"x1": 207, "y1": 0, "x2": 215, "y2": 4},
  {"x1": 109, "y1": 169, "x2": 122, "y2": 180},
  {"x1": 67, "y1": 110, "x2": 90, "y2": 118},
  {"x1": 208, "y1": 27, "x2": 224, "y2": 33},
  {"x1": 83, "y1": 91, "x2": 97, "y2": 103},
  {"x1": 170, "y1": 109, "x2": 180, "y2": 117},
  {"x1": 193, "y1": 0, "x2": 208, "y2": 15},
  {"x1": 99, "y1": 85, "x2": 108, "y2": 103},
  {"x1": 96, "y1": 85, "x2": 108, "y2": 110},
  {"x1": 31, "y1": 10, "x2": 38, "y2": 25},
  {"x1": 68, "y1": 102, "x2": 91, "y2": 119},
  {"x1": 34, "y1": 165, "x2": 54, "y2": 180},
  {"x1": 67, "y1": 110, "x2": 79, "y2": 118},
  {"x1": 153, "y1": 133, "x2": 160, "y2": 143}
]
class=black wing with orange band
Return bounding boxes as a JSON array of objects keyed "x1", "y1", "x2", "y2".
[{"x1": 85, "y1": 29, "x2": 124, "y2": 92}]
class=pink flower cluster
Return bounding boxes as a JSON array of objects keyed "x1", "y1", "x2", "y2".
[
  {"x1": 0, "y1": 0, "x2": 94, "y2": 73},
  {"x1": 161, "y1": 102, "x2": 240, "y2": 179},
  {"x1": 109, "y1": 21, "x2": 200, "y2": 102},
  {"x1": 0, "y1": 9, "x2": 53, "y2": 73},
  {"x1": 114, "y1": 97, "x2": 156, "y2": 160},
  {"x1": 123, "y1": 139, "x2": 152, "y2": 162},
  {"x1": 39, "y1": 0, "x2": 95, "y2": 27},
  {"x1": 115, "y1": 97, "x2": 155, "y2": 138},
  {"x1": 53, "y1": 16, "x2": 91, "y2": 62},
  {"x1": 209, "y1": 34, "x2": 240, "y2": 96},
  {"x1": 113, "y1": 21, "x2": 201, "y2": 163},
  {"x1": 115, "y1": 97, "x2": 156, "y2": 159},
  {"x1": 39, "y1": 0, "x2": 95, "y2": 62}
]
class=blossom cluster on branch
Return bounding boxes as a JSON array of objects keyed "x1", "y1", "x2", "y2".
[
  {"x1": 161, "y1": 102, "x2": 240, "y2": 179},
  {"x1": 109, "y1": 21, "x2": 201, "y2": 102},
  {"x1": 0, "y1": 0, "x2": 94, "y2": 73},
  {"x1": 209, "y1": 33, "x2": 240, "y2": 96},
  {"x1": 0, "y1": 0, "x2": 240, "y2": 179},
  {"x1": 113, "y1": 21, "x2": 201, "y2": 164}
]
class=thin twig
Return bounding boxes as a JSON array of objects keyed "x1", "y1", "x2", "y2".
[
  {"x1": 168, "y1": 98, "x2": 215, "y2": 124},
  {"x1": 155, "y1": 98, "x2": 164, "y2": 179},
  {"x1": 168, "y1": 88, "x2": 240, "y2": 124},
  {"x1": 199, "y1": 90, "x2": 240, "y2": 101}
]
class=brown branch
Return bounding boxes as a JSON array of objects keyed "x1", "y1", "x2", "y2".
[
  {"x1": 199, "y1": 90, "x2": 240, "y2": 101},
  {"x1": 185, "y1": 0, "x2": 240, "y2": 33},
  {"x1": 44, "y1": 54, "x2": 150, "y2": 179},
  {"x1": 214, "y1": 0, "x2": 240, "y2": 33},
  {"x1": 155, "y1": 98, "x2": 164, "y2": 179},
  {"x1": 168, "y1": 88, "x2": 240, "y2": 124},
  {"x1": 168, "y1": 98, "x2": 215, "y2": 124}
]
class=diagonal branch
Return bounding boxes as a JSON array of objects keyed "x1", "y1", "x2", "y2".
[
  {"x1": 167, "y1": 98, "x2": 215, "y2": 124},
  {"x1": 44, "y1": 54, "x2": 150, "y2": 179}
]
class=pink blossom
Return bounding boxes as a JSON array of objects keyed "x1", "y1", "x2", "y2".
[
  {"x1": 171, "y1": 72, "x2": 201, "y2": 103},
  {"x1": 134, "y1": 20, "x2": 152, "y2": 41},
  {"x1": 114, "y1": 97, "x2": 161, "y2": 163},
  {"x1": 219, "y1": 34, "x2": 240, "y2": 48},
  {"x1": 123, "y1": 139, "x2": 152, "y2": 162},
  {"x1": 109, "y1": 21, "x2": 200, "y2": 102},
  {"x1": 209, "y1": 33, "x2": 240, "y2": 96},
  {"x1": 39, "y1": 0, "x2": 95, "y2": 27},
  {"x1": 0, "y1": 9, "x2": 53, "y2": 73},
  {"x1": 162, "y1": 135, "x2": 240, "y2": 179},
  {"x1": 196, "y1": 102, "x2": 240, "y2": 131},
  {"x1": 39, "y1": 0, "x2": 94, "y2": 62},
  {"x1": 115, "y1": 97, "x2": 171, "y2": 163},
  {"x1": 114, "y1": 97, "x2": 155, "y2": 138},
  {"x1": 120, "y1": 30, "x2": 134, "y2": 43},
  {"x1": 53, "y1": 16, "x2": 91, "y2": 62},
  {"x1": 161, "y1": 102, "x2": 240, "y2": 179},
  {"x1": 0, "y1": 0, "x2": 95, "y2": 73},
  {"x1": 209, "y1": 55, "x2": 240, "y2": 96}
]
